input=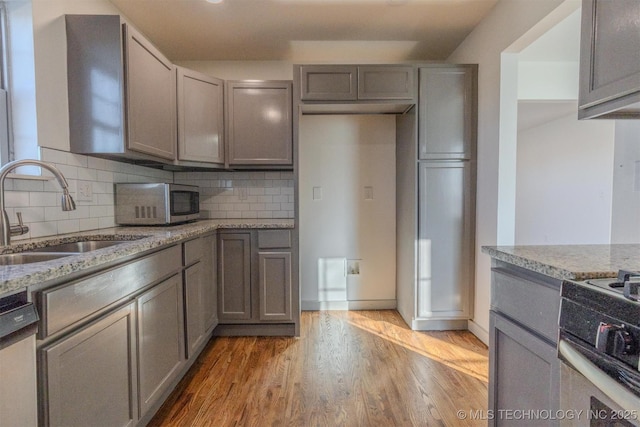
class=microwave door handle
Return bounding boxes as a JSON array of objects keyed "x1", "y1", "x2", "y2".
[{"x1": 558, "y1": 340, "x2": 640, "y2": 412}]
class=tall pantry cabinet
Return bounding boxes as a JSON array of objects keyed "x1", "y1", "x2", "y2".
[{"x1": 396, "y1": 65, "x2": 477, "y2": 330}]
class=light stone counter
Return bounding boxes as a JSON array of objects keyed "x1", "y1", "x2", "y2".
[
  {"x1": 0, "y1": 219, "x2": 294, "y2": 297},
  {"x1": 482, "y1": 244, "x2": 640, "y2": 280}
]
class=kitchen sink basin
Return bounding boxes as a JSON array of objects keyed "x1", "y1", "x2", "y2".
[
  {"x1": 0, "y1": 252, "x2": 72, "y2": 266},
  {"x1": 33, "y1": 240, "x2": 132, "y2": 253}
]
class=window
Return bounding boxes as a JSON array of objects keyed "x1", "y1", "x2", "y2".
[{"x1": 0, "y1": 3, "x2": 10, "y2": 165}]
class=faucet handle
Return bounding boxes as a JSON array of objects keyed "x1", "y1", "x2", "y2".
[{"x1": 9, "y1": 211, "x2": 29, "y2": 237}]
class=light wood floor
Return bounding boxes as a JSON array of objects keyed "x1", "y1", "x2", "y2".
[{"x1": 149, "y1": 310, "x2": 488, "y2": 427}]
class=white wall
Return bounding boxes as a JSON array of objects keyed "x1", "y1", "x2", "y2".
[
  {"x1": 299, "y1": 115, "x2": 396, "y2": 309},
  {"x1": 515, "y1": 112, "x2": 615, "y2": 245},
  {"x1": 611, "y1": 121, "x2": 640, "y2": 243},
  {"x1": 518, "y1": 61, "x2": 579, "y2": 100},
  {"x1": 446, "y1": 0, "x2": 568, "y2": 343}
]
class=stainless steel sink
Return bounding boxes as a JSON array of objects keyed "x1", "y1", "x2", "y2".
[
  {"x1": 0, "y1": 237, "x2": 147, "y2": 265},
  {"x1": 34, "y1": 240, "x2": 132, "y2": 253},
  {"x1": 0, "y1": 253, "x2": 72, "y2": 266}
]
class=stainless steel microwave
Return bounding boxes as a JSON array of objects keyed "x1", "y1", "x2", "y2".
[{"x1": 115, "y1": 183, "x2": 200, "y2": 225}]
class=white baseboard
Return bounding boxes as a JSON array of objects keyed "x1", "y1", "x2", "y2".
[
  {"x1": 411, "y1": 318, "x2": 468, "y2": 331},
  {"x1": 467, "y1": 319, "x2": 489, "y2": 345},
  {"x1": 301, "y1": 300, "x2": 396, "y2": 311}
]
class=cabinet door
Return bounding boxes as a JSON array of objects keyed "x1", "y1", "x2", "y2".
[
  {"x1": 218, "y1": 233, "x2": 252, "y2": 321},
  {"x1": 184, "y1": 262, "x2": 205, "y2": 358},
  {"x1": 124, "y1": 24, "x2": 176, "y2": 160},
  {"x1": 42, "y1": 303, "x2": 137, "y2": 427},
  {"x1": 177, "y1": 67, "x2": 224, "y2": 164},
  {"x1": 137, "y1": 275, "x2": 184, "y2": 418},
  {"x1": 417, "y1": 161, "x2": 474, "y2": 320},
  {"x1": 489, "y1": 312, "x2": 560, "y2": 426},
  {"x1": 226, "y1": 81, "x2": 293, "y2": 166},
  {"x1": 258, "y1": 251, "x2": 292, "y2": 322},
  {"x1": 202, "y1": 234, "x2": 218, "y2": 331},
  {"x1": 578, "y1": 0, "x2": 640, "y2": 119},
  {"x1": 418, "y1": 66, "x2": 476, "y2": 160},
  {"x1": 300, "y1": 65, "x2": 358, "y2": 101},
  {"x1": 358, "y1": 66, "x2": 415, "y2": 100}
]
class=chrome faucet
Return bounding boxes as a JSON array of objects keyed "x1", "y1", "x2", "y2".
[{"x1": 0, "y1": 159, "x2": 76, "y2": 246}]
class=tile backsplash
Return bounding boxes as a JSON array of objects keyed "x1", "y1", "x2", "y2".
[
  {"x1": 174, "y1": 171, "x2": 294, "y2": 219},
  {"x1": 2, "y1": 148, "x2": 294, "y2": 241}
]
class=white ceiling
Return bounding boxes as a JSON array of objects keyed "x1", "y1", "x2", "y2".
[{"x1": 108, "y1": 0, "x2": 498, "y2": 62}]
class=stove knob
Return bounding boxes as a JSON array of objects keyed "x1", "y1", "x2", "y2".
[{"x1": 613, "y1": 329, "x2": 637, "y2": 356}]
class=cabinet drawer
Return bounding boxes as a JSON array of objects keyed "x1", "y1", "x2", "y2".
[
  {"x1": 491, "y1": 268, "x2": 561, "y2": 343},
  {"x1": 258, "y1": 230, "x2": 291, "y2": 249},
  {"x1": 183, "y1": 237, "x2": 203, "y2": 266},
  {"x1": 42, "y1": 245, "x2": 181, "y2": 337}
]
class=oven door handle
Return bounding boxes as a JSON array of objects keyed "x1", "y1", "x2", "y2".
[{"x1": 559, "y1": 339, "x2": 640, "y2": 412}]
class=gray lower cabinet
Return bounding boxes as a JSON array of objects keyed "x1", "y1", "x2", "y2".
[
  {"x1": 225, "y1": 80, "x2": 293, "y2": 167},
  {"x1": 578, "y1": 0, "x2": 640, "y2": 119},
  {"x1": 37, "y1": 240, "x2": 219, "y2": 426},
  {"x1": 202, "y1": 234, "x2": 219, "y2": 332},
  {"x1": 41, "y1": 303, "x2": 138, "y2": 427},
  {"x1": 218, "y1": 230, "x2": 294, "y2": 326},
  {"x1": 489, "y1": 312, "x2": 560, "y2": 426},
  {"x1": 218, "y1": 232, "x2": 252, "y2": 320},
  {"x1": 417, "y1": 161, "x2": 474, "y2": 325},
  {"x1": 184, "y1": 262, "x2": 205, "y2": 357},
  {"x1": 183, "y1": 235, "x2": 218, "y2": 358},
  {"x1": 418, "y1": 65, "x2": 476, "y2": 160},
  {"x1": 488, "y1": 263, "x2": 562, "y2": 426},
  {"x1": 258, "y1": 251, "x2": 292, "y2": 321},
  {"x1": 176, "y1": 67, "x2": 224, "y2": 164},
  {"x1": 136, "y1": 274, "x2": 185, "y2": 418}
]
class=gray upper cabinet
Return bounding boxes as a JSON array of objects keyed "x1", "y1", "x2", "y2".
[
  {"x1": 176, "y1": 67, "x2": 224, "y2": 164},
  {"x1": 124, "y1": 24, "x2": 176, "y2": 160},
  {"x1": 358, "y1": 66, "x2": 415, "y2": 100},
  {"x1": 300, "y1": 65, "x2": 357, "y2": 101},
  {"x1": 226, "y1": 81, "x2": 293, "y2": 167},
  {"x1": 419, "y1": 65, "x2": 477, "y2": 160},
  {"x1": 66, "y1": 15, "x2": 176, "y2": 162},
  {"x1": 578, "y1": 0, "x2": 640, "y2": 119},
  {"x1": 300, "y1": 65, "x2": 415, "y2": 101}
]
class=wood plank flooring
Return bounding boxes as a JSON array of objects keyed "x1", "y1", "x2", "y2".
[{"x1": 149, "y1": 310, "x2": 488, "y2": 427}]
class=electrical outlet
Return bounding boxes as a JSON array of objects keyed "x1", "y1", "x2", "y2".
[
  {"x1": 76, "y1": 181, "x2": 93, "y2": 202},
  {"x1": 238, "y1": 187, "x2": 248, "y2": 200}
]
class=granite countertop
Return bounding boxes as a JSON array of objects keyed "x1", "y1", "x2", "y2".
[
  {"x1": 0, "y1": 219, "x2": 294, "y2": 297},
  {"x1": 482, "y1": 244, "x2": 640, "y2": 281}
]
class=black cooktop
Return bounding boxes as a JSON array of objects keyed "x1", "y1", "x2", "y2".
[{"x1": 586, "y1": 270, "x2": 640, "y2": 302}]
